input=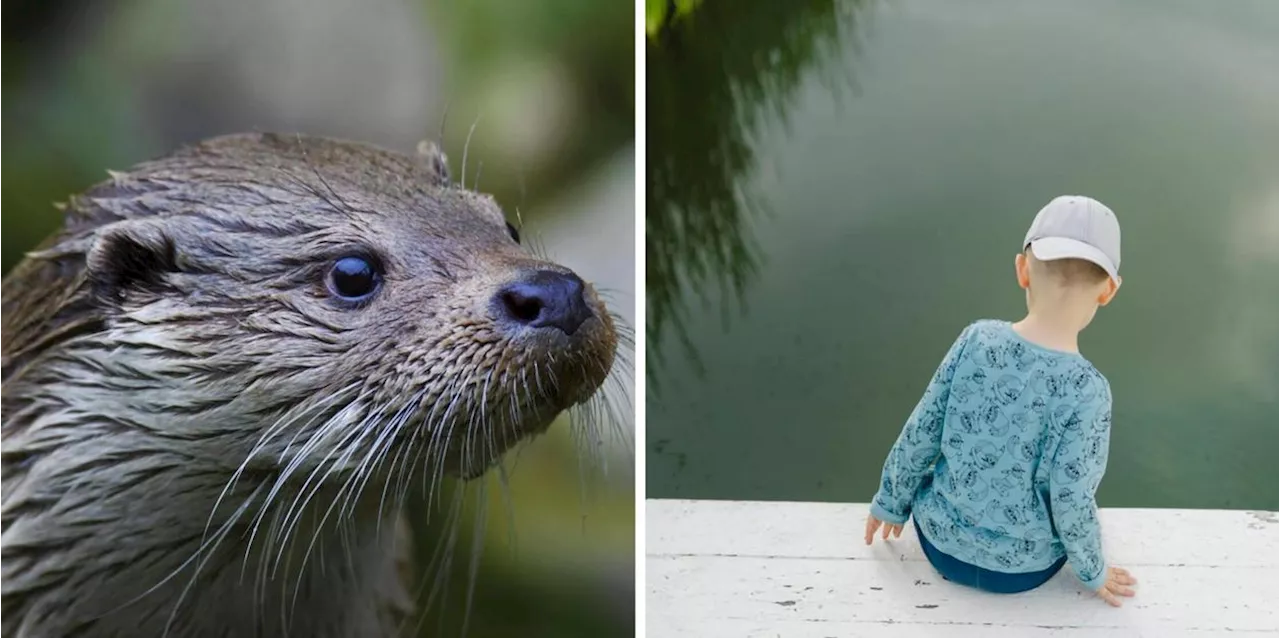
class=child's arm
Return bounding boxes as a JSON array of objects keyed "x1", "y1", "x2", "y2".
[
  {"x1": 1048, "y1": 389, "x2": 1135, "y2": 604},
  {"x1": 867, "y1": 324, "x2": 973, "y2": 538}
]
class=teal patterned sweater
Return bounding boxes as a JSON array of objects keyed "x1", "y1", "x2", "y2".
[{"x1": 870, "y1": 320, "x2": 1112, "y2": 591}]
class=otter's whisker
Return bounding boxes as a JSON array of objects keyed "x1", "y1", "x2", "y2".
[
  {"x1": 158, "y1": 482, "x2": 266, "y2": 638},
  {"x1": 505, "y1": 370, "x2": 522, "y2": 444},
  {"x1": 570, "y1": 405, "x2": 603, "y2": 514},
  {"x1": 479, "y1": 367, "x2": 503, "y2": 472},
  {"x1": 460, "y1": 479, "x2": 489, "y2": 638},
  {"x1": 387, "y1": 422, "x2": 426, "y2": 526},
  {"x1": 274, "y1": 384, "x2": 364, "y2": 464},
  {"x1": 514, "y1": 365, "x2": 534, "y2": 442},
  {"x1": 469, "y1": 375, "x2": 492, "y2": 479},
  {"x1": 462, "y1": 401, "x2": 483, "y2": 480},
  {"x1": 255, "y1": 398, "x2": 375, "y2": 580},
  {"x1": 496, "y1": 461, "x2": 519, "y2": 557},
  {"x1": 611, "y1": 312, "x2": 637, "y2": 347},
  {"x1": 514, "y1": 222, "x2": 550, "y2": 263},
  {"x1": 565, "y1": 330, "x2": 635, "y2": 484},
  {"x1": 97, "y1": 481, "x2": 261, "y2": 626},
  {"x1": 546, "y1": 351, "x2": 563, "y2": 395},
  {"x1": 604, "y1": 350, "x2": 636, "y2": 417},
  {"x1": 424, "y1": 375, "x2": 470, "y2": 508},
  {"x1": 365, "y1": 392, "x2": 428, "y2": 527},
  {"x1": 266, "y1": 393, "x2": 362, "y2": 518},
  {"x1": 408, "y1": 485, "x2": 466, "y2": 637},
  {"x1": 579, "y1": 408, "x2": 607, "y2": 475},
  {"x1": 272, "y1": 156, "x2": 356, "y2": 222},
  {"x1": 253, "y1": 491, "x2": 287, "y2": 627},
  {"x1": 430, "y1": 397, "x2": 465, "y2": 502},
  {"x1": 531, "y1": 357, "x2": 549, "y2": 404},
  {"x1": 292, "y1": 132, "x2": 364, "y2": 220},
  {"x1": 437, "y1": 98, "x2": 451, "y2": 150},
  {"x1": 346, "y1": 394, "x2": 422, "y2": 514},
  {"x1": 213, "y1": 384, "x2": 359, "y2": 554},
  {"x1": 287, "y1": 393, "x2": 417, "y2": 621},
  {"x1": 258, "y1": 399, "x2": 368, "y2": 538},
  {"x1": 270, "y1": 403, "x2": 385, "y2": 578},
  {"x1": 389, "y1": 393, "x2": 437, "y2": 519},
  {"x1": 371, "y1": 408, "x2": 424, "y2": 523},
  {"x1": 442, "y1": 379, "x2": 478, "y2": 479},
  {"x1": 460, "y1": 114, "x2": 482, "y2": 191}
]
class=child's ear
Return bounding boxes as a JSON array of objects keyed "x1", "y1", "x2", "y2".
[
  {"x1": 1097, "y1": 276, "x2": 1121, "y2": 306},
  {"x1": 1014, "y1": 253, "x2": 1031, "y2": 289}
]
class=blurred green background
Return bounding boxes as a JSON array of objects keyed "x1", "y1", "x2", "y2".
[{"x1": 2, "y1": 0, "x2": 634, "y2": 635}]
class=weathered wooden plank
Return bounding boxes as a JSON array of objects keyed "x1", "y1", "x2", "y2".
[
  {"x1": 648, "y1": 617, "x2": 1275, "y2": 638},
  {"x1": 647, "y1": 499, "x2": 1279, "y2": 637},
  {"x1": 648, "y1": 500, "x2": 1279, "y2": 566}
]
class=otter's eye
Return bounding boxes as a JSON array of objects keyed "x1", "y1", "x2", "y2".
[
  {"x1": 327, "y1": 256, "x2": 382, "y2": 302},
  {"x1": 505, "y1": 222, "x2": 521, "y2": 244}
]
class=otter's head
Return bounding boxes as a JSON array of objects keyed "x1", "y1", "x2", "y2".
[{"x1": 2, "y1": 133, "x2": 619, "y2": 482}]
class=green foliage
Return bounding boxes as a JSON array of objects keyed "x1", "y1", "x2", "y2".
[
  {"x1": 646, "y1": 0, "x2": 705, "y2": 37},
  {"x1": 646, "y1": 0, "x2": 867, "y2": 388},
  {"x1": 426, "y1": 0, "x2": 634, "y2": 213},
  {"x1": 646, "y1": 0, "x2": 667, "y2": 36},
  {"x1": 1, "y1": 58, "x2": 157, "y2": 272}
]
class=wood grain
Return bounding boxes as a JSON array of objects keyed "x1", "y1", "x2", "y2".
[{"x1": 647, "y1": 499, "x2": 1279, "y2": 637}]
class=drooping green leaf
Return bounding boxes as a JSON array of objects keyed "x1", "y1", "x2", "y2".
[
  {"x1": 673, "y1": 0, "x2": 703, "y2": 18},
  {"x1": 646, "y1": 0, "x2": 668, "y2": 37},
  {"x1": 648, "y1": 0, "x2": 705, "y2": 38}
]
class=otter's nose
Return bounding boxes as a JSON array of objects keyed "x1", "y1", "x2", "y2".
[{"x1": 497, "y1": 270, "x2": 593, "y2": 335}]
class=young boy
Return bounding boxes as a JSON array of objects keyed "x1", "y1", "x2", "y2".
[{"x1": 864, "y1": 195, "x2": 1138, "y2": 606}]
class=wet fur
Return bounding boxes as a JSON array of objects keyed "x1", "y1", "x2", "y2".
[{"x1": 0, "y1": 133, "x2": 620, "y2": 637}]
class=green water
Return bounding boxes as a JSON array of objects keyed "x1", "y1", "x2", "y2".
[{"x1": 646, "y1": 0, "x2": 1279, "y2": 510}]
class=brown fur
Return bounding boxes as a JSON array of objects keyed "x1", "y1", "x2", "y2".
[{"x1": 0, "y1": 133, "x2": 618, "y2": 637}]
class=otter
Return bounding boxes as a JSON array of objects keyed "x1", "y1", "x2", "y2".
[{"x1": 0, "y1": 133, "x2": 621, "y2": 637}]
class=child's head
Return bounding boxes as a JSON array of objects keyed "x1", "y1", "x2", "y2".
[{"x1": 1015, "y1": 196, "x2": 1122, "y2": 330}]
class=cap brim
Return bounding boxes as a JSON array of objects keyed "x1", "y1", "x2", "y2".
[{"x1": 1028, "y1": 237, "x2": 1120, "y2": 284}]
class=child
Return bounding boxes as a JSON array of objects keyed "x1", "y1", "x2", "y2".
[{"x1": 864, "y1": 195, "x2": 1137, "y2": 607}]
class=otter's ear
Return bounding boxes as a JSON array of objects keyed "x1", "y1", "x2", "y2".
[
  {"x1": 86, "y1": 220, "x2": 180, "y2": 303},
  {"x1": 415, "y1": 140, "x2": 451, "y2": 186}
]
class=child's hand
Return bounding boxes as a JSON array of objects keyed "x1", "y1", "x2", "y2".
[
  {"x1": 864, "y1": 514, "x2": 904, "y2": 545},
  {"x1": 1096, "y1": 566, "x2": 1137, "y2": 607}
]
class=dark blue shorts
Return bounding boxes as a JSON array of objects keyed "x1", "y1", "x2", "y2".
[{"x1": 913, "y1": 518, "x2": 1066, "y2": 594}]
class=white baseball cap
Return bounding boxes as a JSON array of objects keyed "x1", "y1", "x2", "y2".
[{"x1": 1023, "y1": 195, "x2": 1121, "y2": 285}]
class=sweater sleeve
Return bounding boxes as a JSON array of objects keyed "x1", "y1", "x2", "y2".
[
  {"x1": 1048, "y1": 389, "x2": 1112, "y2": 591},
  {"x1": 870, "y1": 324, "x2": 973, "y2": 525}
]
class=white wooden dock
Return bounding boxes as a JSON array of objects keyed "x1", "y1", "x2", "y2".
[{"x1": 647, "y1": 499, "x2": 1279, "y2": 637}]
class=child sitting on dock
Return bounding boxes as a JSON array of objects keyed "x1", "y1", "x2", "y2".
[{"x1": 864, "y1": 196, "x2": 1138, "y2": 606}]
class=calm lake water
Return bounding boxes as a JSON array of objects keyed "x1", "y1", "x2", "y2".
[{"x1": 647, "y1": 0, "x2": 1278, "y2": 510}]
